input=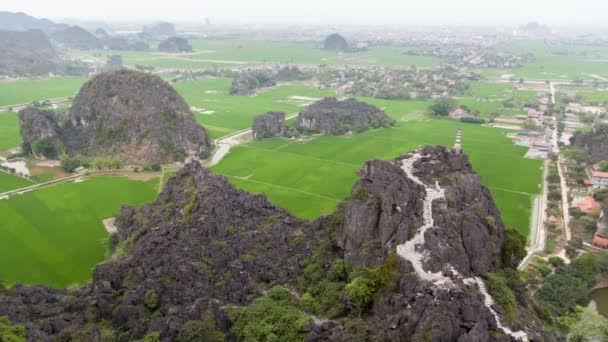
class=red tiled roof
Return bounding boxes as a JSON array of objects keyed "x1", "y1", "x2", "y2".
[
  {"x1": 575, "y1": 196, "x2": 601, "y2": 214},
  {"x1": 593, "y1": 171, "x2": 608, "y2": 179},
  {"x1": 584, "y1": 179, "x2": 593, "y2": 186},
  {"x1": 533, "y1": 141, "x2": 552, "y2": 147},
  {"x1": 593, "y1": 234, "x2": 608, "y2": 247}
]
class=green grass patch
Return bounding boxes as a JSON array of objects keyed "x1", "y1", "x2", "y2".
[
  {"x1": 0, "y1": 175, "x2": 158, "y2": 288},
  {"x1": 463, "y1": 82, "x2": 513, "y2": 99}
]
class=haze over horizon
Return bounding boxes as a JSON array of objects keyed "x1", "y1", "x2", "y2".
[{"x1": 2, "y1": 0, "x2": 607, "y2": 27}]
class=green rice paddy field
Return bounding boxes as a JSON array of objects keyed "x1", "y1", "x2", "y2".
[
  {"x1": 174, "y1": 78, "x2": 336, "y2": 138},
  {"x1": 0, "y1": 171, "x2": 33, "y2": 193},
  {"x1": 0, "y1": 112, "x2": 21, "y2": 152},
  {"x1": 213, "y1": 118, "x2": 542, "y2": 238},
  {"x1": 0, "y1": 77, "x2": 87, "y2": 107},
  {"x1": 70, "y1": 40, "x2": 440, "y2": 71},
  {"x1": 0, "y1": 175, "x2": 159, "y2": 288}
]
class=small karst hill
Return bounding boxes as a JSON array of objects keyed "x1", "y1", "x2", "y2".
[{"x1": 19, "y1": 70, "x2": 210, "y2": 164}]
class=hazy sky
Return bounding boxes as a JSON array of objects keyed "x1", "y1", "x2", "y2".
[{"x1": 2, "y1": 0, "x2": 606, "y2": 26}]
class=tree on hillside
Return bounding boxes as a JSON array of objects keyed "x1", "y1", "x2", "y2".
[
  {"x1": 502, "y1": 228, "x2": 527, "y2": 269},
  {"x1": 429, "y1": 97, "x2": 456, "y2": 116}
]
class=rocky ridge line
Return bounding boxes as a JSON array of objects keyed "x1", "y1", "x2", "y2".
[{"x1": 397, "y1": 150, "x2": 528, "y2": 341}]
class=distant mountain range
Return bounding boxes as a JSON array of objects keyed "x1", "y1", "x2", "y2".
[{"x1": 0, "y1": 11, "x2": 68, "y2": 34}]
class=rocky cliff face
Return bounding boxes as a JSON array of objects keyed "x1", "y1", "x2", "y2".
[
  {"x1": 336, "y1": 146, "x2": 503, "y2": 272},
  {"x1": 0, "y1": 29, "x2": 57, "y2": 76},
  {"x1": 297, "y1": 97, "x2": 396, "y2": 135},
  {"x1": 50, "y1": 26, "x2": 102, "y2": 50},
  {"x1": 571, "y1": 124, "x2": 608, "y2": 164},
  {"x1": 19, "y1": 70, "x2": 210, "y2": 163},
  {"x1": 157, "y1": 37, "x2": 193, "y2": 53},
  {"x1": 0, "y1": 146, "x2": 549, "y2": 341},
  {"x1": 18, "y1": 107, "x2": 64, "y2": 158},
  {"x1": 252, "y1": 112, "x2": 286, "y2": 140},
  {"x1": 0, "y1": 162, "x2": 325, "y2": 340}
]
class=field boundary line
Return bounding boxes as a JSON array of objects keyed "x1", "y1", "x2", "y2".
[
  {"x1": 223, "y1": 174, "x2": 342, "y2": 202},
  {"x1": 238, "y1": 145, "x2": 361, "y2": 167},
  {"x1": 0, "y1": 168, "x2": 36, "y2": 183},
  {"x1": 487, "y1": 186, "x2": 535, "y2": 196},
  {"x1": 274, "y1": 141, "x2": 295, "y2": 151}
]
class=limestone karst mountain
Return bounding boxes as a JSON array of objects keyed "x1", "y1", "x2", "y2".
[{"x1": 19, "y1": 70, "x2": 210, "y2": 164}]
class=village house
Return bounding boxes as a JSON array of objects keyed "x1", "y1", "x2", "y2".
[
  {"x1": 573, "y1": 196, "x2": 601, "y2": 215},
  {"x1": 592, "y1": 212, "x2": 608, "y2": 249},
  {"x1": 538, "y1": 96, "x2": 550, "y2": 105},
  {"x1": 568, "y1": 102, "x2": 605, "y2": 114},
  {"x1": 592, "y1": 234, "x2": 608, "y2": 249},
  {"x1": 449, "y1": 108, "x2": 473, "y2": 119},
  {"x1": 532, "y1": 140, "x2": 553, "y2": 152},
  {"x1": 527, "y1": 108, "x2": 544, "y2": 118},
  {"x1": 592, "y1": 171, "x2": 608, "y2": 189}
]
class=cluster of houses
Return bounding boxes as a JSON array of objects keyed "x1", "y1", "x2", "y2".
[{"x1": 508, "y1": 131, "x2": 554, "y2": 158}]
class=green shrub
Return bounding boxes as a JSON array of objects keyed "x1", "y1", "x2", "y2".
[
  {"x1": 136, "y1": 331, "x2": 161, "y2": 342},
  {"x1": 346, "y1": 276, "x2": 376, "y2": 309},
  {"x1": 176, "y1": 318, "x2": 225, "y2": 342},
  {"x1": 0, "y1": 316, "x2": 26, "y2": 342},
  {"x1": 352, "y1": 186, "x2": 366, "y2": 200},
  {"x1": 482, "y1": 273, "x2": 517, "y2": 316},
  {"x1": 32, "y1": 139, "x2": 58, "y2": 158},
  {"x1": 502, "y1": 228, "x2": 526, "y2": 270},
  {"x1": 183, "y1": 202, "x2": 194, "y2": 223},
  {"x1": 144, "y1": 289, "x2": 159, "y2": 310},
  {"x1": 228, "y1": 286, "x2": 309, "y2": 342},
  {"x1": 331, "y1": 259, "x2": 348, "y2": 281},
  {"x1": 106, "y1": 233, "x2": 120, "y2": 256}
]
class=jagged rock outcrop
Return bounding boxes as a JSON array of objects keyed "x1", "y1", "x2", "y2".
[
  {"x1": 104, "y1": 55, "x2": 123, "y2": 71},
  {"x1": 143, "y1": 22, "x2": 176, "y2": 38},
  {"x1": 298, "y1": 97, "x2": 395, "y2": 135},
  {"x1": 0, "y1": 29, "x2": 57, "y2": 76},
  {"x1": 0, "y1": 147, "x2": 549, "y2": 341},
  {"x1": 252, "y1": 112, "x2": 286, "y2": 140},
  {"x1": 229, "y1": 70, "x2": 276, "y2": 95},
  {"x1": 158, "y1": 37, "x2": 192, "y2": 53},
  {"x1": 338, "y1": 146, "x2": 503, "y2": 272},
  {"x1": 50, "y1": 26, "x2": 102, "y2": 50},
  {"x1": 0, "y1": 163, "x2": 325, "y2": 340},
  {"x1": 18, "y1": 107, "x2": 64, "y2": 159},
  {"x1": 322, "y1": 33, "x2": 348, "y2": 52},
  {"x1": 571, "y1": 124, "x2": 608, "y2": 163},
  {"x1": 19, "y1": 70, "x2": 210, "y2": 163}
]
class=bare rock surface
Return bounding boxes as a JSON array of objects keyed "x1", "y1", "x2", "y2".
[
  {"x1": 297, "y1": 97, "x2": 395, "y2": 135},
  {"x1": 252, "y1": 112, "x2": 286, "y2": 140}
]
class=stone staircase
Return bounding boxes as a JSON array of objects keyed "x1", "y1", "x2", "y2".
[{"x1": 395, "y1": 151, "x2": 528, "y2": 341}]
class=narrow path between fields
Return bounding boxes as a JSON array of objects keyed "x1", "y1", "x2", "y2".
[{"x1": 209, "y1": 112, "x2": 298, "y2": 166}]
